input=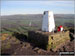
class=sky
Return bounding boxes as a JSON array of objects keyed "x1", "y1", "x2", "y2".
[{"x1": 1, "y1": 0, "x2": 74, "y2": 15}]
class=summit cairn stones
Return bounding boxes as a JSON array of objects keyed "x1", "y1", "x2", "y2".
[{"x1": 28, "y1": 31, "x2": 70, "y2": 51}]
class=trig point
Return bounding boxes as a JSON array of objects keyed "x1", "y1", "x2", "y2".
[
  {"x1": 42, "y1": 11, "x2": 55, "y2": 32},
  {"x1": 28, "y1": 11, "x2": 70, "y2": 51}
]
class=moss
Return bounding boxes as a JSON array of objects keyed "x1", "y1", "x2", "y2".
[
  {"x1": 46, "y1": 44, "x2": 51, "y2": 50},
  {"x1": 1, "y1": 42, "x2": 11, "y2": 51}
]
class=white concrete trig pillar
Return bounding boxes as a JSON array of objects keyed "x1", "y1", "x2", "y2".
[{"x1": 42, "y1": 11, "x2": 55, "y2": 32}]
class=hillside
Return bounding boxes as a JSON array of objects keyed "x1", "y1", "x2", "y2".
[
  {"x1": 1, "y1": 14, "x2": 74, "y2": 28},
  {"x1": 1, "y1": 14, "x2": 74, "y2": 55},
  {"x1": 1, "y1": 14, "x2": 74, "y2": 20}
]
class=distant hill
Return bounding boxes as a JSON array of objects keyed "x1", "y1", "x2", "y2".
[
  {"x1": 1, "y1": 14, "x2": 74, "y2": 28},
  {"x1": 1, "y1": 14, "x2": 43, "y2": 21},
  {"x1": 54, "y1": 14, "x2": 74, "y2": 19},
  {"x1": 1, "y1": 14, "x2": 74, "y2": 20}
]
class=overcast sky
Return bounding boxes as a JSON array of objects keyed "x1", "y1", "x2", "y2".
[{"x1": 1, "y1": 1, "x2": 74, "y2": 15}]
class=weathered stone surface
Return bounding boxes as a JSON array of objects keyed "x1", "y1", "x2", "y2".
[
  {"x1": 33, "y1": 47, "x2": 39, "y2": 51},
  {"x1": 23, "y1": 43, "x2": 31, "y2": 48},
  {"x1": 28, "y1": 31, "x2": 70, "y2": 51},
  {"x1": 37, "y1": 49, "x2": 44, "y2": 54}
]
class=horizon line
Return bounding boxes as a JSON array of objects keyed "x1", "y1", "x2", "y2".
[{"x1": 1, "y1": 13, "x2": 74, "y2": 16}]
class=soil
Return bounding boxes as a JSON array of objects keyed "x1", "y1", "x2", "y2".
[
  {"x1": 1, "y1": 40, "x2": 74, "y2": 55},
  {"x1": 1, "y1": 32, "x2": 74, "y2": 55}
]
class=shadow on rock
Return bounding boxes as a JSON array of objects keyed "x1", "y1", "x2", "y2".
[
  {"x1": 69, "y1": 29, "x2": 74, "y2": 34},
  {"x1": 12, "y1": 32, "x2": 28, "y2": 42},
  {"x1": 69, "y1": 33, "x2": 74, "y2": 41},
  {"x1": 69, "y1": 29, "x2": 74, "y2": 41},
  {"x1": 1, "y1": 53, "x2": 10, "y2": 56}
]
